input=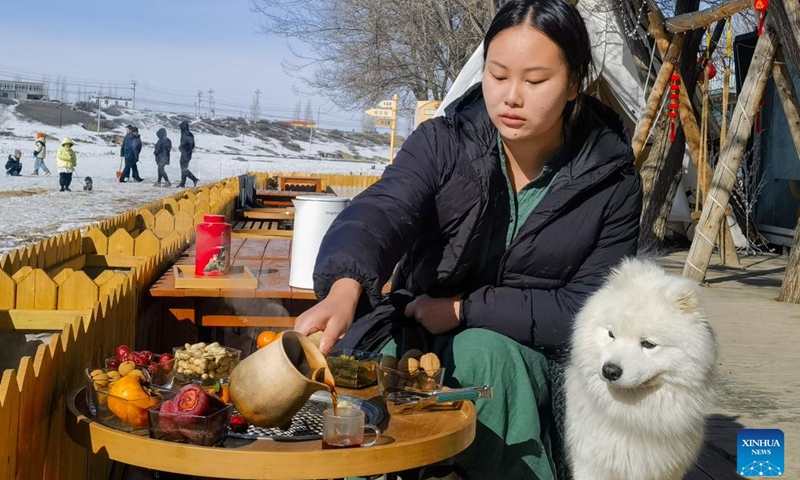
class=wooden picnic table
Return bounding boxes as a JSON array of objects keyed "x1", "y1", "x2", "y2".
[
  {"x1": 149, "y1": 237, "x2": 316, "y2": 330},
  {"x1": 66, "y1": 385, "x2": 476, "y2": 479}
]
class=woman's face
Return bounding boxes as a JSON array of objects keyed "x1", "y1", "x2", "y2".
[{"x1": 482, "y1": 25, "x2": 578, "y2": 143}]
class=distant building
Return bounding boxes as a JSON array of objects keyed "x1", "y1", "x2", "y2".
[
  {"x1": 0, "y1": 80, "x2": 48, "y2": 101},
  {"x1": 88, "y1": 95, "x2": 133, "y2": 109},
  {"x1": 285, "y1": 120, "x2": 316, "y2": 129}
]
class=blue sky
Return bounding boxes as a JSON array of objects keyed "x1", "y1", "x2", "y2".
[{"x1": 0, "y1": 0, "x2": 364, "y2": 130}]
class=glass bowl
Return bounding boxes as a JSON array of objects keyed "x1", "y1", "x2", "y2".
[
  {"x1": 327, "y1": 349, "x2": 382, "y2": 389},
  {"x1": 104, "y1": 354, "x2": 177, "y2": 390},
  {"x1": 147, "y1": 402, "x2": 233, "y2": 446},
  {"x1": 377, "y1": 364, "x2": 445, "y2": 396},
  {"x1": 85, "y1": 367, "x2": 167, "y2": 433},
  {"x1": 172, "y1": 344, "x2": 241, "y2": 385}
]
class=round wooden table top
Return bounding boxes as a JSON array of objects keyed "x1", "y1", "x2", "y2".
[{"x1": 66, "y1": 386, "x2": 476, "y2": 479}]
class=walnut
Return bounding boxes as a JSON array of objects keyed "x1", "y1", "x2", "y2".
[
  {"x1": 405, "y1": 357, "x2": 420, "y2": 375},
  {"x1": 419, "y1": 353, "x2": 441, "y2": 375}
]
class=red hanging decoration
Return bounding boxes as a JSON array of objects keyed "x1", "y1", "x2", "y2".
[
  {"x1": 755, "y1": 99, "x2": 766, "y2": 134},
  {"x1": 754, "y1": 0, "x2": 769, "y2": 36},
  {"x1": 697, "y1": 60, "x2": 717, "y2": 83},
  {"x1": 668, "y1": 72, "x2": 681, "y2": 142}
]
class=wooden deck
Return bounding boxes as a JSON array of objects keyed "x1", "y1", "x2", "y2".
[{"x1": 657, "y1": 251, "x2": 800, "y2": 479}]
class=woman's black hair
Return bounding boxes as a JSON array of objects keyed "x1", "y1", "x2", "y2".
[{"x1": 483, "y1": 0, "x2": 594, "y2": 126}]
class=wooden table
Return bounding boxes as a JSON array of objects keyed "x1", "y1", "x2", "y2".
[
  {"x1": 255, "y1": 190, "x2": 333, "y2": 207},
  {"x1": 149, "y1": 237, "x2": 316, "y2": 329},
  {"x1": 66, "y1": 386, "x2": 477, "y2": 479}
]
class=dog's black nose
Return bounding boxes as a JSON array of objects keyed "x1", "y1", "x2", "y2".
[{"x1": 602, "y1": 363, "x2": 623, "y2": 381}]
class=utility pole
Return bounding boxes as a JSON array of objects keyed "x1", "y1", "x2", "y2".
[
  {"x1": 131, "y1": 80, "x2": 137, "y2": 110},
  {"x1": 389, "y1": 93, "x2": 398, "y2": 164},
  {"x1": 197, "y1": 91, "x2": 203, "y2": 117},
  {"x1": 97, "y1": 92, "x2": 101, "y2": 133},
  {"x1": 208, "y1": 89, "x2": 214, "y2": 119}
]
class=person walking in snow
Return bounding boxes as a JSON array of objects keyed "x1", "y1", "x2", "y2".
[
  {"x1": 5, "y1": 150, "x2": 23, "y2": 176},
  {"x1": 57, "y1": 138, "x2": 77, "y2": 191},
  {"x1": 120, "y1": 125, "x2": 143, "y2": 182},
  {"x1": 177, "y1": 120, "x2": 199, "y2": 188},
  {"x1": 153, "y1": 127, "x2": 172, "y2": 187},
  {"x1": 32, "y1": 133, "x2": 51, "y2": 176}
]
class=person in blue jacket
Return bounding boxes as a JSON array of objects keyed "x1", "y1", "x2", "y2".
[{"x1": 119, "y1": 125, "x2": 143, "y2": 183}]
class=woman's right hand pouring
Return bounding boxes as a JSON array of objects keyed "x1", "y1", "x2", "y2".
[{"x1": 294, "y1": 278, "x2": 362, "y2": 355}]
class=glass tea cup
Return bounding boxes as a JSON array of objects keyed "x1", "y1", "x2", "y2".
[{"x1": 322, "y1": 407, "x2": 381, "y2": 449}]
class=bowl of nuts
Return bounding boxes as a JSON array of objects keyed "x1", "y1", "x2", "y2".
[
  {"x1": 173, "y1": 342, "x2": 241, "y2": 385},
  {"x1": 377, "y1": 350, "x2": 444, "y2": 395}
]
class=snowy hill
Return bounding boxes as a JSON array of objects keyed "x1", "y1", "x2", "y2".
[{"x1": 0, "y1": 100, "x2": 390, "y2": 254}]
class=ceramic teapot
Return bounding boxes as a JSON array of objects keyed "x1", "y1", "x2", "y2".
[{"x1": 229, "y1": 331, "x2": 334, "y2": 428}]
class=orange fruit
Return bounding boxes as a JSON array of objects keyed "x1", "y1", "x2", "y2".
[{"x1": 257, "y1": 330, "x2": 279, "y2": 349}]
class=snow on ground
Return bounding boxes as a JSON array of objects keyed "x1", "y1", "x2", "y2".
[{"x1": 0, "y1": 108, "x2": 387, "y2": 254}]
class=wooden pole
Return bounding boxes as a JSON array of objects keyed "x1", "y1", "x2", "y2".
[
  {"x1": 664, "y1": 0, "x2": 750, "y2": 33},
  {"x1": 776, "y1": 45, "x2": 800, "y2": 302},
  {"x1": 633, "y1": 34, "x2": 685, "y2": 165},
  {"x1": 650, "y1": 13, "x2": 738, "y2": 266},
  {"x1": 683, "y1": 28, "x2": 778, "y2": 281},
  {"x1": 771, "y1": 49, "x2": 800, "y2": 160}
]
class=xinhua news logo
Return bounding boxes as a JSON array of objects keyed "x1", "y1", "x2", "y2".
[{"x1": 737, "y1": 429, "x2": 784, "y2": 477}]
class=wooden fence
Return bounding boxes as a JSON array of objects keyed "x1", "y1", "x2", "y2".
[{"x1": 0, "y1": 170, "x2": 380, "y2": 479}]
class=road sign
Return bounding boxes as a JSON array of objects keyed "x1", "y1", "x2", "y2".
[
  {"x1": 414, "y1": 100, "x2": 442, "y2": 128},
  {"x1": 374, "y1": 118, "x2": 394, "y2": 128},
  {"x1": 365, "y1": 108, "x2": 395, "y2": 118},
  {"x1": 379, "y1": 100, "x2": 396, "y2": 108}
]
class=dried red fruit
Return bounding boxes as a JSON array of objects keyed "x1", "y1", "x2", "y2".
[{"x1": 229, "y1": 414, "x2": 248, "y2": 433}]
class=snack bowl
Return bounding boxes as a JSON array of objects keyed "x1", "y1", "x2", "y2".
[
  {"x1": 86, "y1": 368, "x2": 168, "y2": 433},
  {"x1": 172, "y1": 343, "x2": 241, "y2": 385},
  {"x1": 326, "y1": 349, "x2": 382, "y2": 389},
  {"x1": 148, "y1": 402, "x2": 233, "y2": 446},
  {"x1": 377, "y1": 364, "x2": 445, "y2": 396},
  {"x1": 104, "y1": 354, "x2": 177, "y2": 390}
]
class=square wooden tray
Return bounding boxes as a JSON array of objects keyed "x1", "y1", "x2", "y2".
[{"x1": 173, "y1": 265, "x2": 258, "y2": 289}]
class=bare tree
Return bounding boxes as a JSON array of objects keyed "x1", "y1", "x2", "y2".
[
  {"x1": 60, "y1": 77, "x2": 68, "y2": 103},
  {"x1": 250, "y1": 91, "x2": 261, "y2": 122},
  {"x1": 293, "y1": 99, "x2": 302, "y2": 121},
  {"x1": 251, "y1": 0, "x2": 497, "y2": 109},
  {"x1": 304, "y1": 100, "x2": 314, "y2": 124},
  {"x1": 361, "y1": 114, "x2": 376, "y2": 133}
]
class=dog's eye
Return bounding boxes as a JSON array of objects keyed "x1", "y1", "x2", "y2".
[
  {"x1": 641, "y1": 340, "x2": 657, "y2": 349},
  {"x1": 608, "y1": 330, "x2": 615, "y2": 339}
]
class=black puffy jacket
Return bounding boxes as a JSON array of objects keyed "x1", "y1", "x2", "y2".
[
  {"x1": 154, "y1": 128, "x2": 172, "y2": 166},
  {"x1": 314, "y1": 87, "x2": 642, "y2": 350},
  {"x1": 179, "y1": 121, "x2": 195, "y2": 164},
  {"x1": 120, "y1": 133, "x2": 142, "y2": 163}
]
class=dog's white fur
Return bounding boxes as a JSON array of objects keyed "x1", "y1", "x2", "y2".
[{"x1": 565, "y1": 258, "x2": 717, "y2": 480}]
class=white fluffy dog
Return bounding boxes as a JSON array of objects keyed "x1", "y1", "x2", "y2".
[{"x1": 565, "y1": 258, "x2": 717, "y2": 480}]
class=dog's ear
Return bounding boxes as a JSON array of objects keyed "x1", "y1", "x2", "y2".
[{"x1": 671, "y1": 281, "x2": 701, "y2": 316}]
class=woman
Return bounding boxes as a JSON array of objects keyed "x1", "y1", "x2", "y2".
[
  {"x1": 297, "y1": 0, "x2": 642, "y2": 478},
  {"x1": 57, "y1": 138, "x2": 77, "y2": 192}
]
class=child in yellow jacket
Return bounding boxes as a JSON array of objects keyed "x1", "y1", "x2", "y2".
[{"x1": 57, "y1": 137, "x2": 77, "y2": 192}]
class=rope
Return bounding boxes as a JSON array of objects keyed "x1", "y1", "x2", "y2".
[{"x1": 720, "y1": 18, "x2": 732, "y2": 149}]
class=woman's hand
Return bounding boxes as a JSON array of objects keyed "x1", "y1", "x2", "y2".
[
  {"x1": 294, "y1": 278, "x2": 362, "y2": 355},
  {"x1": 404, "y1": 294, "x2": 462, "y2": 334}
]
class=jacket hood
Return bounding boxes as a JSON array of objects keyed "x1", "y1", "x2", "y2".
[
  {"x1": 443, "y1": 83, "x2": 633, "y2": 175},
  {"x1": 61, "y1": 137, "x2": 74, "y2": 146},
  {"x1": 157, "y1": 128, "x2": 167, "y2": 139},
  {"x1": 179, "y1": 121, "x2": 190, "y2": 131}
]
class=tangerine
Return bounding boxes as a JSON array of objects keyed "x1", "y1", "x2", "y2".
[{"x1": 256, "y1": 330, "x2": 279, "y2": 349}]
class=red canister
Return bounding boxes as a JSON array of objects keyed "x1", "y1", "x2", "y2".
[{"x1": 195, "y1": 214, "x2": 232, "y2": 276}]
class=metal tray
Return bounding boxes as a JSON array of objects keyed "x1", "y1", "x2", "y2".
[{"x1": 227, "y1": 391, "x2": 383, "y2": 441}]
